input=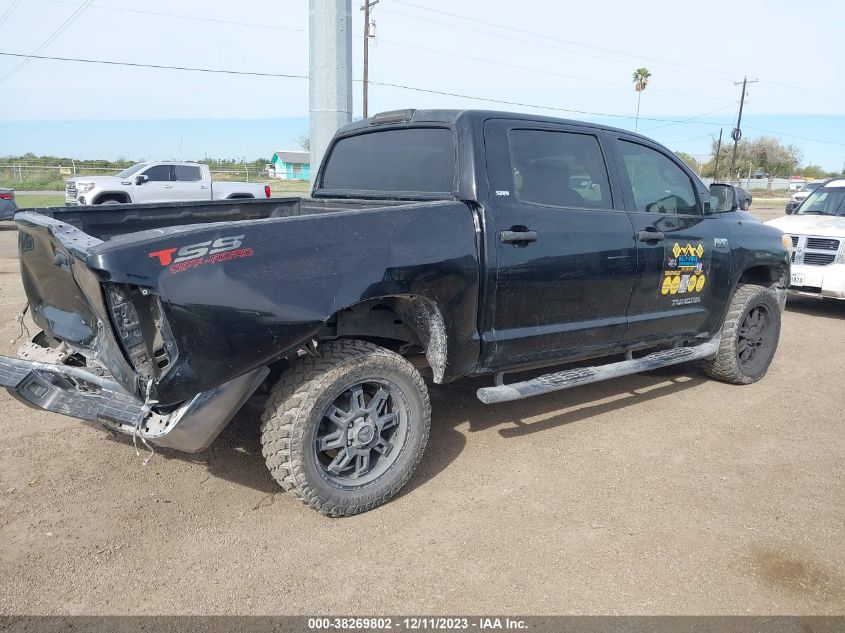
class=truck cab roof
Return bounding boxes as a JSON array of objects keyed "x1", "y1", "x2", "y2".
[{"x1": 340, "y1": 108, "x2": 645, "y2": 139}]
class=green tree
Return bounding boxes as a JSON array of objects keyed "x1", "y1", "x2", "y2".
[
  {"x1": 796, "y1": 164, "x2": 835, "y2": 179},
  {"x1": 632, "y1": 67, "x2": 651, "y2": 132},
  {"x1": 750, "y1": 136, "x2": 802, "y2": 192},
  {"x1": 702, "y1": 137, "x2": 753, "y2": 180},
  {"x1": 675, "y1": 151, "x2": 701, "y2": 174}
]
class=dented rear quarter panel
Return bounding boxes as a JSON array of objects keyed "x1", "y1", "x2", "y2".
[{"x1": 87, "y1": 201, "x2": 481, "y2": 405}]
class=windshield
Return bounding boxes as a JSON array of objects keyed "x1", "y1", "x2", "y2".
[
  {"x1": 801, "y1": 182, "x2": 821, "y2": 192},
  {"x1": 116, "y1": 163, "x2": 148, "y2": 178},
  {"x1": 320, "y1": 128, "x2": 456, "y2": 195},
  {"x1": 796, "y1": 187, "x2": 845, "y2": 216}
]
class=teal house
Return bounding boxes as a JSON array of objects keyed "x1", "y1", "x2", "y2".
[{"x1": 270, "y1": 150, "x2": 311, "y2": 181}]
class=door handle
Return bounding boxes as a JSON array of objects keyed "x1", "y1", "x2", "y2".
[
  {"x1": 500, "y1": 230, "x2": 538, "y2": 244},
  {"x1": 163, "y1": 185, "x2": 174, "y2": 189},
  {"x1": 637, "y1": 230, "x2": 664, "y2": 242}
]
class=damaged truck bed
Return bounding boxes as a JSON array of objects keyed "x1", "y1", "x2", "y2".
[{"x1": 2, "y1": 109, "x2": 790, "y2": 515}]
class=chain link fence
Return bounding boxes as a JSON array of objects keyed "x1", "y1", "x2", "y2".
[
  {"x1": 0, "y1": 163, "x2": 277, "y2": 190},
  {"x1": 0, "y1": 162, "x2": 309, "y2": 205}
]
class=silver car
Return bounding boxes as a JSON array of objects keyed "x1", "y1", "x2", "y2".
[{"x1": 0, "y1": 188, "x2": 16, "y2": 221}]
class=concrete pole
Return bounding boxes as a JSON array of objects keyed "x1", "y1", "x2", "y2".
[{"x1": 309, "y1": 0, "x2": 353, "y2": 188}]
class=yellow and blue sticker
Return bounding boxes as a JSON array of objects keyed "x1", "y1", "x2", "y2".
[{"x1": 660, "y1": 242, "x2": 709, "y2": 300}]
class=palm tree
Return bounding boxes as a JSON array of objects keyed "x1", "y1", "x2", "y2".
[{"x1": 632, "y1": 67, "x2": 652, "y2": 132}]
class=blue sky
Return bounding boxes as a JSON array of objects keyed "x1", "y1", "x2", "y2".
[{"x1": 0, "y1": 0, "x2": 843, "y2": 170}]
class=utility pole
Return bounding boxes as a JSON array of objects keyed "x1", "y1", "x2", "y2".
[
  {"x1": 729, "y1": 76, "x2": 758, "y2": 183},
  {"x1": 362, "y1": 0, "x2": 378, "y2": 118},
  {"x1": 713, "y1": 128, "x2": 723, "y2": 181},
  {"x1": 309, "y1": 0, "x2": 353, "y2": 188}
]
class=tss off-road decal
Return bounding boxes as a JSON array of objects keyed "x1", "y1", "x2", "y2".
[{"x1": 148, "y1": 235, "x2": 254, "y2": 273}]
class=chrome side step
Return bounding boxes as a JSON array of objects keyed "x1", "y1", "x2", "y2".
[{"x1": 476, "y1": 337, "x2": 720, "y2": 404}]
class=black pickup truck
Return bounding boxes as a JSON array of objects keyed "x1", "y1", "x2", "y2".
[{"x1": 2, "y1": 109, "x2": 791, "y2": 516}]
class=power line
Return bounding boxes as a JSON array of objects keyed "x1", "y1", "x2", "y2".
[
  {"x1": 0, "y1": 0, "x2": 25, "y2": 30},
  {"x1": 389, "y1": 0, "x2": 816, "y2": 96},
  {"x1": 393, "y1": 0, "x2": 735, "y2": 78},
  {"x1": 664, "y1": 132, "x2": 719, "y2": 146},
  {"x1": 0, "y1": 51, "x2": 308, "y2": 79},
  {"x1": 744, "y1": 125, "x2": 845, "y2": 147},
  {"x1": 639, "y1": 102, "x2": 739, "y2": 132},
  {"x1": 3, "y1": 50, "x2": 843, "y2": 148},
  {"x1": 44, "y1": 0, "x2": 827, "y2": 101},
  {"x1": 381, "y1": 5, "x2": 738, "y2": 84},
  {"x1": 377, "y1": 37, "x2": 628, "y2": 90},
  {"x1": 48, "y1": 0, "x2": 306, "y2": 34},
  {"x1": 0, "y1": 0, "x2": 94, "y2": 83},
  {"x1": 0, "y1": 51, "x2": 719, "y2": 125},
  {"x1": 367, "y1": 78, "x2": 731, "y2": 126}
]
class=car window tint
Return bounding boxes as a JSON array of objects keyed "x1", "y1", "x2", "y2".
[
  {"x1": 619, "y1": 141, "x2": 699, "y2": 215},
  {"x1": 321, "y1": 128, "x2": 455, "y2": 193},
  {"x1": 143, "y1": 165, "x2": 172, "y2": 182},
  {"x1": 509, "y1": 130, "x2": 612, "y2": 209},
  {"x1": 175, "y1": 165, "x2": 202, "y2": 182}
]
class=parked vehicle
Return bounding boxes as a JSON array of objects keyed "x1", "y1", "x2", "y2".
[
  {"x1": 3, "y1": 109, "x2": 791, "y2": 515},
  {"x1": 766, "y1": 178, "x2": 845, "y2": 300},
  {"x1": 785, "y1": 180, "x2": 826, "y2": 214},
  {"x1": 64, "y1": 162, "x2": 270, "y2": 206},
  {"x1": 0, "y1": 187, "x2": 16, "y2": 221},
  {"x1": 736, "y1": 186, "x2": 753, "y2": 210}
]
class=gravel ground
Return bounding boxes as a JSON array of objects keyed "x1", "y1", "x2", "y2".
[{"x1": 0, "y1": 204, "x2": 843, "y2": 615}]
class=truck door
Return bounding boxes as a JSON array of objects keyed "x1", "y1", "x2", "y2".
[
  {"x1": 608, "y1": 136, "x2": 732, "y2": 343},
  {"x1": 133, "y1": 164, "x2": 175, "y2": 203},
  {"x1": 482, "y1": 120, "x2": 637, "y2": 369},
  {"x1": 173, "y1": 164, "x2": 207, "y2": 201}
]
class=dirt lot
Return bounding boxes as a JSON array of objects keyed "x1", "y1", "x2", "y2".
[{"x1": 0, "y1": 204, "x2": 843, "y2": 615}]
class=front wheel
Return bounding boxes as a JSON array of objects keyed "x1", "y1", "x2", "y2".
[
  {"x1": 702, "y1": 284, "x2": 782, "y2": 384},
  {"x1": 260, "y1": 340, "x2": 431, "y2": 516},
  {"x1": 741, "y1": 199, "x2": 750, "y2": 210}
]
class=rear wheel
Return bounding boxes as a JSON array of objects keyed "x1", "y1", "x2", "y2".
[
  {"x1": 702, "y1": 284, "x2": 781, "y2": 384},
  {"x1": 260, "y1": 340, "x2": 431, "y2": 516},
  {"x1": 741, "y1": 199, "x2": 750, "y2": 210}
]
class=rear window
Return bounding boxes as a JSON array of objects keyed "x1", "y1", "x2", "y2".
[{"x1": 320, "y1": 128, "x2": 455, "y2": 195}]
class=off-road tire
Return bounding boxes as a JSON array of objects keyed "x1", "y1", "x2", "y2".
[
  {"x1": 702, "y1": 283, "x2": 781, "y2": 384},
  {"x1": 260, "y1": 340, "x2": 431, "y2": 516}
]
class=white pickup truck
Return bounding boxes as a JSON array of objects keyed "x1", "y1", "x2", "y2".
[{"x1": 65, "y1": 162, "x2": 270, "y2": 206}]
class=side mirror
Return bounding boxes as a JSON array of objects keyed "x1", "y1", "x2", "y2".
[
  {"x1": 135, "y1": 175, "x2": 149, "y2": 185},
  {"x1": 708, "y1": 183, "x2": 738, "y2": 213}
]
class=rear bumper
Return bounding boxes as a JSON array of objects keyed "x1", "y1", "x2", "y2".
[
  {"x1": 1, "y1": 354, "x2": 147, "y2": 425},
  {"x1": 1, "y1": 346, "x2": 268, "y2": 452}
]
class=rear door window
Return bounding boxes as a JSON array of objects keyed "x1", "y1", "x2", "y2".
[
  {"x1": 175, "y1": 165, "x2": 202, "y2": 182},
  {"x1": 509, "y1": 129, "x2": 613, "y2": 209},
  {"x1": 321, "y1": 128, "x2": 455, "y2": 194}
]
